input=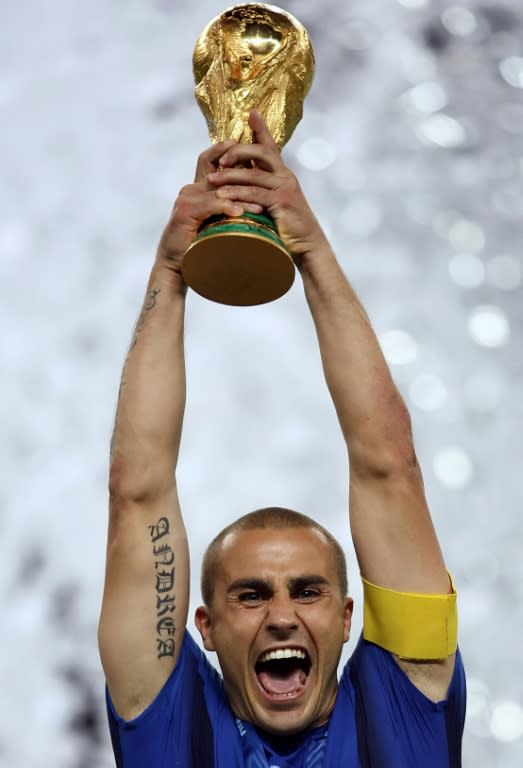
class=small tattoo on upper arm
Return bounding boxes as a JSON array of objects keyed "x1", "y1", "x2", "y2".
[{"x1": 149, "y1": 517, "x2": 176, "y2": 659}]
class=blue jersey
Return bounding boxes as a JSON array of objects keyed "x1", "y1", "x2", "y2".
[{"x1": 107, "y1": 631, "x2": 466, "y2": 767}]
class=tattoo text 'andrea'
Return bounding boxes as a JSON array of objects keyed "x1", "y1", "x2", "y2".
[{"x1": 149, "y1": 516, "x2": 176, "y2": 659}]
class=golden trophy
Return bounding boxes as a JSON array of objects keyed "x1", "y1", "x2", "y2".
[{"x1": 181, "y1": 3, "x2": 315, "y2": 306}]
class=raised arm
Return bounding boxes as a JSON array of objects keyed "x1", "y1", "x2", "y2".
[
  {"x1": 98, "y1": 142, "x2": 262, "y2": 720},
  {"x1": 208, "y1": 111, "x2": 455, "y2": 699},
  {"x1": 295, "y1": 250, "x2": 450, "y2": 594},
  {"x1": 289, "y1": 188, "x2": 456, "y2": 702}
]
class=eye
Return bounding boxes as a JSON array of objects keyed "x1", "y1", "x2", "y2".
[
  {"x1": 296, "y1": 588, "x2": 320, "y2": 601},
  {"x1": 238, "y1": 591, "x2": 264, "y2": 604}
]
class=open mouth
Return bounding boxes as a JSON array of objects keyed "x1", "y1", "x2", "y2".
[{"x1": 255, "y1": 648, "x2": 312, "y2": 701}]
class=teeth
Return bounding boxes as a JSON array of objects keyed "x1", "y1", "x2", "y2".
[{"x1": 259, "y1": 648, "x2": 307, "y2": 663}]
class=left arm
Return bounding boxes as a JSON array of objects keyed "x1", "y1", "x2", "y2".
[
  {"x1": 208, "y1": 111, "x2": 455, "y2": 701},
  {"x1": 295, "y1": 244, "x2": 455, "y2": 701}
]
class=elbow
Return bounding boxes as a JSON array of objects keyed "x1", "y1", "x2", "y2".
[
  {"x1": 351, "y1": 443, "x2": 420, "y2": 481},
  {"x1": 108, "y1": 457, "x2": 138, "y2": 499},
  {"x1": 108, "y1": 455, "x2": 174, "y2": 503},
  {"x1": 348, "y1": 404, "x2": 419, "y2": 479}
]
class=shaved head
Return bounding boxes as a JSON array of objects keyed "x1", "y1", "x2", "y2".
[{"x1": 201, "y1": 507, "x2": 348, "y2": 607}]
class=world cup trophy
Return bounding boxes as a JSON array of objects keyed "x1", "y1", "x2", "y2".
[{"x1": 181, "y1": 3, "x2": 315, "y2": 306}]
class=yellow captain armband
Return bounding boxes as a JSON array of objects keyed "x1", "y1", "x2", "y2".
[{"x1": 362, "y1": 573, "x2": 458, "y2": 660}]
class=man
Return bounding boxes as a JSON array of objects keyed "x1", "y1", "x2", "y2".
[{"x1": 99, "y1": 111, "x2": 466, "y2": 767}]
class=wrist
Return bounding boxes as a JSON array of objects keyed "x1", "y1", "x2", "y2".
[
  {"x1": 151, "y1": 255, "x2": 188, "y2": 298},
  {"x1": 294, "y1": 242, "x2": 338, "y2": 279}
]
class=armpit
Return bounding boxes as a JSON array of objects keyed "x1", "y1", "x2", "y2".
[{"x1": 394, "y1": 654, "x2": 457, "y2": 703}]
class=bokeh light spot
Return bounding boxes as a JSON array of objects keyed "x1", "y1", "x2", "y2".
[
  {"x1": 499, "y1": 57, "x2": 523, "y2": 89},
  {"x1": 401, "y1": 81, "x2": 448, "y2": 114},
  {"x1": 449, "y1": 252, "x2": 485, "y2": 288},
  {"x1": 416, "y1": 114, "x2": 468, "y2": 149},
  {"x1": 448, "y1": 218, "x2": 485, "y2": 253},
  {"x1": 296, "y1": 138, "x2": 337, "y2": 172},
  {"x1": 433, "y1": 446, "x2": 473, "y2": 489},
  {"x1": 441, "y1": 7, "x2": 477, "y2": 37},
  {"x1": 490, "y1": 701, "x2": 523, "y2": 742},
  {"x1": 409, "y1": 374, "x2": 448, "y2": 411},
  {"x1": 379, "y1": 330, "x2": 418, "y2": 366},
  {"x1": 397, "y1": 0, "x2": 430, "y2": 8},
  {"x1": 468, "y1": 305, "x2": 510, "y2": 348}
]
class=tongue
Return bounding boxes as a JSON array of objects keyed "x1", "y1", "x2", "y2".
[{"x1": 258, "y1": 667, "x2": 307, "y2": 695}]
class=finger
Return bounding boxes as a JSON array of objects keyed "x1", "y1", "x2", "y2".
[
  {"x1": 218, "y1": 142, "x2": 283, "y2": 173},
  {"x1": 242, "y1": 203, "x2": 264, "y2": 214},
  {"x1": 196, "y1": 197, "x2": 245, "y2": 220},
  {"x1": 174, "y1": 189, "x2": 245, "y2": 225},
  {"x1": 194, "y1": 140, "x2": 238, "y2": 182},
  {"x1": 249, "y1": 110, "x2": 280, "y2": 150},
  {"x1": 215, "y1": 185, "x2": 271, "y2": 209},
  {"x1": 208, "y1": 166, "x2": 276, "y2": 190}
]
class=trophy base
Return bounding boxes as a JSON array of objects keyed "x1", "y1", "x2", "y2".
[{"x1": 181, "y1": 213, "x2": 295, "y2": 306}]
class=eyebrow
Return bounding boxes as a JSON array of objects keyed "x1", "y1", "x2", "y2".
[
  {"x1": 227, "y1": 575, "x2": 331, "y2": 594},
  {"x1": 227, "y1": 578, "x2": 271, "y2": 594},
  {"x1": 288, "y1": 575, "x2": 330, "y2": 592}
]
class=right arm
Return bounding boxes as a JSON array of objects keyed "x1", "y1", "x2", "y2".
[{"x1": 98, "y1": 141, "x2": 262, "y2": 721}]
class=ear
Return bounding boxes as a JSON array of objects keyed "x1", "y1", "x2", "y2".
[
  {"x1": 195, "y1": 605, "x2": 217, "y2": 651},
  {"x1": 342, "y1": 597, "x2": 354, "y2": 643}
]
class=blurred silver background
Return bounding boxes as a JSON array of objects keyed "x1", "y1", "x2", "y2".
[{"x1": 2, "y1": 0, "x2": 522, "y2": 765}]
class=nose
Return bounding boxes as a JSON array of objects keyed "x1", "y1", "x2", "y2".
[{"x1": 265, "y1": 594, "x2": 299, "y2": 636}]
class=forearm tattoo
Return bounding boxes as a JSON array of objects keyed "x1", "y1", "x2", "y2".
[
  {"x1": 129, "y1": 288, "x2": 161, "y2": 351},
  {"x1": 149, "y1": 517, "x2": 176, "y2": 659},
  {"x1": 110, "y1": 288, "x2": 161, "y2": 456}
]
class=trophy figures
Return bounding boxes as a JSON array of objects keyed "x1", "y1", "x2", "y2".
[{"x1": 181, "y1": 3, "x2": 315, "y2": 306}]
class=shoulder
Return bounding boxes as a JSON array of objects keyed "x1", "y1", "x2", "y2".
[
  {"x1": 106, "y1": 632, "x2": 226, "y2": 766},
  {"x1": 342, "y1": 638, "x2": 466, "y2": 765},
  {"x1": 107, "y1": 631, "x2": 221, "y2": 727}
]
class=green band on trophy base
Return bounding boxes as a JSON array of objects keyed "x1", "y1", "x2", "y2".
[
  {"x1": 182, "y1": 212, "x2": 295, "y2": 307},
  {"x1": 193, "y1": 212, "x2": 287, "y2": 251}
]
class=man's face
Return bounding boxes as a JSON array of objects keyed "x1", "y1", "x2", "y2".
[{"x1": 195, "y1": 527, "x2": 353, "y2": 735}]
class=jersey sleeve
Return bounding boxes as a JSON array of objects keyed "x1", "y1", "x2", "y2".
[
  {"x1": 346, "y1": 635, "x2": 466, "y2": 768},
  {"x1": 105, "y1": 631, "x2": 219, "y2": 768}
]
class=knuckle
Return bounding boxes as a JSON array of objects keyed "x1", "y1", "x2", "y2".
[
  {"x1": 172, "y1": 192, "x2": 193, "y2": 222},
  {"x1": 197, "y1": 146, "x2": 212, "y2": 163},
  {"x1": 284, "y1": 171, "x2": 299, "y2": 189},
  {"x1": 278, "y1": 177, "x2": 300, "y2": 207},
  {"x1": 217, "y1": 139, "x2": 236, "y2": 152},
  {"x1": 178, "y1": 184, "x2": 194, "y2": 199},
  {"x1": 277, "y1": 188, "x2": 292, "y2": 209}
]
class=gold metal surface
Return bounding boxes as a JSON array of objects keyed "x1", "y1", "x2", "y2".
[
  {"x1": 183, "y1": 4, "x2": 314, "y2": 305},
  {"x1": 193, "y1": 3, "x2": 315, "y2": 147},
  {"x1": 183, "y1": 229, "x2": 295, "y2": 306}
]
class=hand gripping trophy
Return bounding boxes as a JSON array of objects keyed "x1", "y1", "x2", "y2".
[{"x1": 181, "y1": 3, "x2": 315, "y2": 306}]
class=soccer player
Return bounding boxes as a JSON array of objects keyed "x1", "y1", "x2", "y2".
[{"x1": 99, "y1": 111, "x2": 465, "y2": 767}]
